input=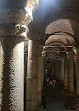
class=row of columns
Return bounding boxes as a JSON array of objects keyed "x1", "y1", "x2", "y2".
[
  {"x1": 0, "y1": 38, "x2": 44, "y2": 111},
  {"x1": 0, "y1": 1, "x2": 42, "y2": 110},
  {"x1": 56, "y1": 52, "x2": 79, "y2": 95},
  {"x1": 0, "y1": 2, "x2": 43, "y2": 110},
  {"x1": 26, "y1": 48, "x2": 79, "y2": 111}
]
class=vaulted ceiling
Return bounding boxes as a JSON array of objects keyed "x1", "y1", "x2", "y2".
[
  {"x1": 28, "y1": 0, "x2": 79, "y2": 45},
  {"x1": 26, "y1": 0, "x2": 79, "y2": 63}
]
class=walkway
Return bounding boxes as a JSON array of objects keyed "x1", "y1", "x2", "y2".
[
  {"x1": 39, "y1": 86, "x2": 66, "y2": 111},
  {"x1": 39, "y1": 85, "x2": 79, "y2": 111},
  {"x1": 46, "y1": 87, "x2": 66, "y2": 111}
]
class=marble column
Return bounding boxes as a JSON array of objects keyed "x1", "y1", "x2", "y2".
[
  {"x1": 26, "y1": 40, "x2": 38, "y2": 111},
  {"x1": 60, "y1": 58, "x2": 64, "y2": 84},
  {"x1": 56, "y1": 60, "x2": 60, "y2": 80},
  {"x1": 73, "y1": 52, "x2": 79, "y2": 109},
  {"x1": 64, "y1": 57, "x2": 68, "y2": 90},
  {"x1": 75, "y1": 53, "x2": 79, "y2": 96},
  {"x1": 68, "y1": 53, "x2": 75, "y2": 93},
  {"x1": 38, "y1": 47, "x2": 44, "y2": 106},
  {"x1": 0, "y1": 37, "x2": 24, "y2": 111},
  {"x1": 0, "y1": 11, "x2": 30, "y2": 111},
  {"x1": 0, "y1": 1, "x2": 29, "y2": 109}
]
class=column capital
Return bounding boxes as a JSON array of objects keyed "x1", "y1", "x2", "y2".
[{"x1": 0, "y1": 9, "x2": 32, "y2": 38}]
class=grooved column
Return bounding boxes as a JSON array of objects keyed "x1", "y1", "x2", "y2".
[
  {"x1": 0, "y1": 37, "x2": 24, "y2": 111},
  {"x1": 68, "y1": 53, "x2": 75, "y2": 93},
  {"x1": 26, "y1": 40, "x2": 38, "y2": 111},
  {"x1": 64, "y1": 57, "x2": 68, "y2": 90},
  {"x1": 38, "y1": 47, "x2": 44, "y2": 106}
]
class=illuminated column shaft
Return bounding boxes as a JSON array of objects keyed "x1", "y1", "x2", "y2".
[
  {"x1": 38, "y1": 47, "x2": 44, "y2": 106},
  {"x1": 68, "y1": 53, "x2": 75, "y2": 93},
  {"x1": 26, "y1": 40, "x2": 38, "y2": 111},
  {"x1": 64, "y1": 57, "x2": 68, "y2": 90},
  {"x1": 0, "y1": 37, "x2": 24, "y2": 111}
]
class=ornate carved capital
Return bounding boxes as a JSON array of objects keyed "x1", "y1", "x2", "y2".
[
  {"x1": 0, "y1": 24, "x2": 28, "y2": 38},
  {"x1": 0, "y1": 9, "x2": 32, "y2": 38}
]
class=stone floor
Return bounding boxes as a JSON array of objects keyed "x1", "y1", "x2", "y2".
[
  {"x1": 46, "y1": 87, "x2": 66, "y2": 111},
  {"x1": 39, "y1": 86, "x2": 79, "y2": 111}
]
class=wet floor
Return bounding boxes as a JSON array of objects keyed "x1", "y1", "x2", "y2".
[
  {"x1": 46, "y1": 87, "x2": 66, "y2": 111},
  {"x1": 39, "y1": 84, "x2": 79, "y2": 111}
]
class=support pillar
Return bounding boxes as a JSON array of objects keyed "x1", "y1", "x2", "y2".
[
  {"x1": 26, "y1": 40, "x2": 38, "y2": 111},
  {"x1": 74, "y1": 52, "x2": 79, "y2": 109},
  {"x1": 38, "y1": 47, "x2": 44, "y2": 106},
  {"x1": 56, "y1": 60, "x2": 60, "y2": 80},
  {"x1": 0, "y1": 37, "x2": 24, "y2": 111},
  {"x1": 64, "y1": 57, "x2": 68, "y2": 90},
  {"x1": 68, "y1": 53, "x2": 75, "y2": 93},
  {"x1": 60, "y1": 58, "x2": 64, "y2": 84},
  {"x1": 75, "y1": 53, "x2": 79, "y2": 96},
  {"x1": 0, "y1": 5, "x2": 29, "y2": 110}
]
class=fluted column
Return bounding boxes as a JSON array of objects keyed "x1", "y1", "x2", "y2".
[
  {"x1": 26, "y1": 40, "x2": 38, "y2": 111},
  {"x1": 68, "y1": 52, "x2": 75, "y2": 93},
  {"x1": 64, "y1": 57, "x2": 68, "y2": 90},
  {"x1": 38, "y1": 47, "x2": 44, "y2": 106}
]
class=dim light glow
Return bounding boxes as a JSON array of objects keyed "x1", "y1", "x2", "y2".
[
  {"x1": 73, "y1": 47, "x2": 77, "y2": 54},
  {"x1": 41, "y1": 0, "x2": 57, "y2": 5},
  {"x1": 40, "y1": 0, "x2": 57, "y2": 9},
  {"x1": 25, "y1": 6, "x2": 33, "y2": 20},
  {"x1": 40, "y1": 0, "x2": 59, "y2": 16}
]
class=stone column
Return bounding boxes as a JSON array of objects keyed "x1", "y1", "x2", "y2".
[
  {"x1": 64, "y1": 57, "x2": 68, "y2": 90},
  {"x1": 38, "y1": 47, "x2": 44, "y2": 106},
  {"x1": 68, "y1": 53, "x2": 75, "y2": 93},
  {"x1": 74, "y1": 51, "x2": 79, "y2": 109},
  {"x1": 75, "y1": 53, "x2": 79, "y2": 96},
  {"x1": 60, "y1": 58, "x2": 64, "y2": 84},
  {"x1": 26, "y1": 40, "x2": 38, "y2": 111},
  {"x1": 56, "y1": 60, "x2": 60, "y2": 79},
  {"x1": 0, "y1": 8, "x2": 28, "y2": 110},
  {"x1": 0, "y1": 37, "x2": 24, "y2": 111}
]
